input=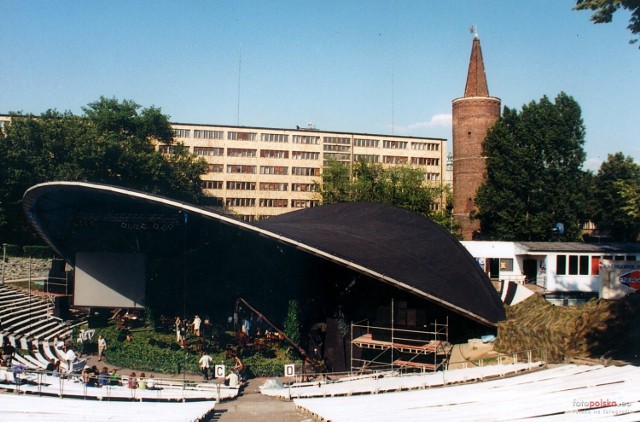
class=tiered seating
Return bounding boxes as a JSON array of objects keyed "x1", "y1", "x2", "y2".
[{"x1": 0, "y1": 285, "x2": 85, "y2": 371}]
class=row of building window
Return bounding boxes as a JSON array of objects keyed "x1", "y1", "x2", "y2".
[
  {"x1": 354, "y1": 154, "x2": 379, "y2": 163},
  {"x1": 383, "y1": 155, "x2": 408, "y2": 164},
  {"x1": 425, "y1": 172, "x2": 440, "y2": 181},
  {"x1": 172, "y1": 131, "x2": 439, "y2": 151},
  {"x1": 324, "y1": 144, "x2": 351, "y2": 152},
  {"x1": 383, "y1": 140, "x2": 408, "y2": 149},
  {"x1": 293, "y1": 151, "x2": 320, "y2": 160},
  {"x1": 225, "y1": 198, "x2": 319, "y2": 208},
  {"x1": 211, "y1": 165, "x2": 321, "y2": 175},
  {"x1": 323, "y1": 136, "x2": 351, "y2": 145},
  {"x1": 208, "y1": 163, "x2": 438, "y2": 181},
  {"x1": 194, "y1": 147, "x2": 438, "y2": 167},
  {"x1": 323, "y1": 153, "x2": 351, "y2": 161},
  {"x1": 194, "y1": 130, "x2": 224, "y2": 140},
  {"x1": 194, "y1": 147, "x2": 321, "y2": 160},
  {"x1": 292, "y1": 135, "x2": 320, "y2": 144},
  {"x1": 158, "y1": 144, "x2": 188, "y2": 154},
  {"x1": 556, "y1": 254, "x2": 638, "y2": 276},
  {"x1": 228, "y1": 131, "x2": 257, "y2": 141},
  {"x1": 194, "y1": 147, "x2": 224, "y2": 156},
  {"x1": 411, "y1": 157, "x2": 440, "y2": 166},
  {"x1": 380, "y1": 156, "x2": 440, "y2": 166},
  {"x1": 228, "y1": 148, "x2": 257, "y2": 157},
  {"x1": 203, "y1": 180, "x2": 317, "y2": 192},
  {"x1": 411, "y1": 142, "x2": 440, "y2": 151},
  {"x1": 262, "y1": 133, "x2": 288, "y2": 143},
  {"x1": 260, "y1": 166, "x2": 288, "y2": 175},
  {"x1": 556, "y1": 255, "x2": 593, "y2": 276}
]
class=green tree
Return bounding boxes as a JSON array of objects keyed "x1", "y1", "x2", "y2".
[
  {"x1": 317, "y1": 159, "x2": 352, "y2": 203},
  {"x1": 283, "y1": 299, "x2": 302, "y2": 358},
  {"x1": 591, "y1": 152, "x2": 640, "y2": 241},
  {"x1": 575, "y1": 0, "x2": 640, "y2": 46},
  {"x1": 617, "y1": 179, "x2": 640, "y2": 219},
  {"x1": 317, "y1": 159, "x2": 459, "y2": 236},
  {"x1": 0, "y1": 97, "x2": 207, "y2": 244},
  {"x1": 476, "y1": 92, "x2": 588, "y2": 241}
]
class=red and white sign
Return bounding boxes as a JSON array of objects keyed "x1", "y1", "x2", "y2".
[{"x1": 619, "y1": 270, "x2": 640, "y2": 290}]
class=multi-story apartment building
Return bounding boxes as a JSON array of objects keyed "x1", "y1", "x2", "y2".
[
  {"x1": 166, "y1": 122, "x2": 446, "y2": 221},
  {"x1": 0, "y1": 114, "x2": 447, "y2": 221}
]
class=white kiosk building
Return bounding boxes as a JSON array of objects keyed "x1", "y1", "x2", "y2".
[{"x1": 461, "y1": 241, "x2": 640, "y2": 305}]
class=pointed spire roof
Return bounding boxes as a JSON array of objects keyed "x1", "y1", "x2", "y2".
[{"x1": 464, "y1": 37, "x2": 490, "y2": 97}]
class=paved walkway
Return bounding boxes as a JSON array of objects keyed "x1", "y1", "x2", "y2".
[
  {"x1": 81, "y1": 354, "x2": 312, "y2": 421},
  {"x1": 214, "y1": 377, "x2": 312, "y2": 422}
]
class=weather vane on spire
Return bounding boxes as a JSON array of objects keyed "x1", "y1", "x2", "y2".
[{"x1": 469, "y1": 25, "x2": 479, "y2": 39}]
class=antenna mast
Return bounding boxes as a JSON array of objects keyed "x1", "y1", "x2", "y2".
[
  {"x1": 391, "y1": 64, "x2": 395, "y2": 135},
  {"x1": 237, "y1": 46, "x2": 242, "y2": 126}
]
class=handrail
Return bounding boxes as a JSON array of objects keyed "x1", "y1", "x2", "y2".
[
  {"x1": 288, "y1": 348, "x2": 547, "y2": 382},
  {"x1": 0, "y1": 367, "x2": 237, "y2": 401}
]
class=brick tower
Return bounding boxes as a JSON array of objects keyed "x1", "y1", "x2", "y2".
[{"x1": 452, "y1": 35, "x2": 501, "y2": 240}]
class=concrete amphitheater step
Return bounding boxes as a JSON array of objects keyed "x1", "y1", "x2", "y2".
[{"x1": 213, "y1": 377, "x2": 311, "y2": 422}]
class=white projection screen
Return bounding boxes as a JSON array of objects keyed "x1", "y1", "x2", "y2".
[{"x1": 74, "y1": 252, "x2": 146, "y2": 308}]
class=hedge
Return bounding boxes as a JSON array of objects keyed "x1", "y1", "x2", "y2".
[
  {"x1": 2, "y1": 244, "x2": 22, "y2": 257},
  {"x1": 1, "y1": 244, "x2": 53, "y2": 258},
  {"x1": 22, "y1": 245, "x2": 53, "y2": 259}
]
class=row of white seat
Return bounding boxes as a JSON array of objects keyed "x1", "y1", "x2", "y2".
[
  {"x1": 0, "y1": 285, "x2": 82, "y2": 371},
  {"x1": 294, "y1": 364, "x2": 640, "y2": 421}
]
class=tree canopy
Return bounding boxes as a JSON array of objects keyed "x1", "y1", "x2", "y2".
[
  {"x1": 475, "y1": 92, "x2": 588, "y2": 241},
  {"x1": 575, "y1": 0, "x2": 640, "y2": 46},
  {"x1": 589, "y1": 152, "x2": 640, "y2": 241},
  {"x1": 317, "y1": 159, "x2": 459, "y2": 236},
  {"x1": 0, "y1": 97, "x2": 207, "y2": 245}
]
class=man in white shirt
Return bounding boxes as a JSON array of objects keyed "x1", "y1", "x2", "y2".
[
  {"x1": 193, "y1": 315, "x2": 202, "y2": 337},
  {"x1": 226, "y1": 370, "x2": 239, "y2": 387},
  {"x1": 65, "y1": 348, "x2": 77, "y2": 374},
  {"x1": 98, "y1": 335, "x2": 107, "y2": 361},
  {"x1": 198, "y1": 351, "x2": 212, "y2": 381}
]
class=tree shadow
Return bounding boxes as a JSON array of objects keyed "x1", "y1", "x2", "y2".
[{"x1": 585, "y1": 291, "x2": 640, "y2": 363}]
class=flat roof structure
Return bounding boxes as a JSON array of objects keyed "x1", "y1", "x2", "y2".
[{"x1": 23, "y1": 181, "x2": 504, "y2": 326}]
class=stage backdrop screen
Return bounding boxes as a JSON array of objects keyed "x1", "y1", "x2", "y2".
[{"x1": 74, "y1": 252, "x2": 146, "y2": 308}]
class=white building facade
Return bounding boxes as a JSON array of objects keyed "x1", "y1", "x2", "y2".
[{"x1": 462, "y1": 241, "x2": 640, "y2": 304}]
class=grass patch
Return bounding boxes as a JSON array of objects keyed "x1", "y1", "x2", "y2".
[{"x1": 91, "y1": 324, "x2": 301, "y2": 377}]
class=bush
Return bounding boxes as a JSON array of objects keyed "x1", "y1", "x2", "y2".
[
  {"x1": 243, "y1": 355, "x2": 300, "y2": 377},
  {"x1": 284, "y1": 299, "x2": 302, "y2": 358}
]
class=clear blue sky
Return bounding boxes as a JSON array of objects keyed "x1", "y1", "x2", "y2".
[{"x1": 1, "y1": 0, "x2": 638, "y2": 171}]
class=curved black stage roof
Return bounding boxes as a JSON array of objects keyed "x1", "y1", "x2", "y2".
[{"x1": 23, "y1": 181, "x2": 505, "y2": 326}]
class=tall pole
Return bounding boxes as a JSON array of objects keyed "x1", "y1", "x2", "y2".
[
  {"x1": 391, "y1": 297, "x2": 394, "y2": 368},
  {"x1": 29, "y1": 256, "x2": 32, "y2": 337},
  {"x1": 1, "y1": 243, "x2": 6, "y2": 285},
  {"x1": 237, "y1": 46, "x2": 242, "y2": 126},
  {"x1": 182, "y1": 211, "x2": 188, "y2": 385}
]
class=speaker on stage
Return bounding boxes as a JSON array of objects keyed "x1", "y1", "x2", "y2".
[{"x1": 53, "y1": 296, "x2": 70, "y2": 320}]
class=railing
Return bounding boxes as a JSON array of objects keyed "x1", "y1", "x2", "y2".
[
  {"x1": 7, "y1": 277, "x2": 67, "y2": 302},
  {"x1": 447, "y1": 348, "x2": 547, "y2": 370},
  {"x1": 265, "y1": 348, "x2": 548, "y2": 400},
  {"x1": 296, "y1": 348, "x2": 547, "y2": 381},
  {"x1": 498, "y1": 275, "x2": 529, "y2": 285},
  {"x1": 0, "y1": 367, "x2": 236, "y2": 402}
]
